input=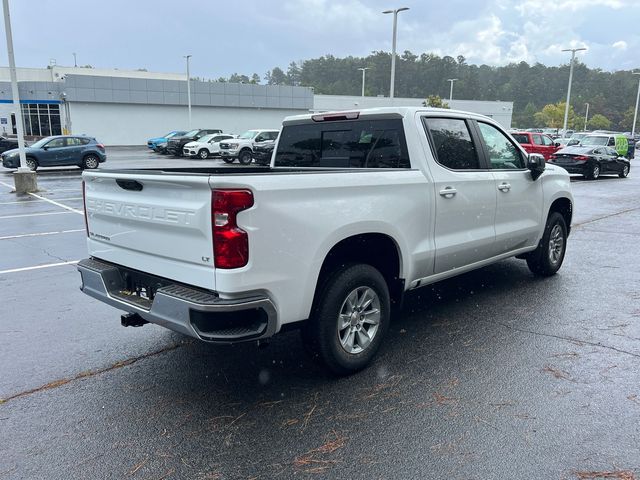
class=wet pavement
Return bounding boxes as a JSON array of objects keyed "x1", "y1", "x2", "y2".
[{"x1": 1, "y1": 149, "x2": 639, "y2": 479}]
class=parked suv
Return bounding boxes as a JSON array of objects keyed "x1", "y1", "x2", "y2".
[
  {"x1": 183, "y1": 134, "x2": 236, "y2": 159},
  {"x1": 1, "y1": 135, "x2": 106, "y2": 171},
  {"x1": 219, "y1": 129, "x2": 279, "y2": 164},
  {"x1": 252, "y1": 138, "x2": 277, "y2": 165},
  {"x1": 511, "y1": 131, "x2": 559, "y2": 160},
  {"x1": 167, "y1": 129, "x2": 222, "y2": 156},
  {"x1": 0, "y1": 136, "x2": 20, "y2": 154}
]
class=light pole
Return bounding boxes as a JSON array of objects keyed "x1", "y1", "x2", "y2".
[
  {"x1": 73, "y1": 52, "x2": 77, "y2": 67},
  {"x1": 447, "y1": 78, "x2": 457, "y2": 102},
  {"x1": 184, "y1": 54, "x2": 192, "y2": 129},
  {"x1": 584, "y1": 102, "x2": 589, "y2": 131},
  {"x1": 382, "y1": 7, "x2": 409, "y2": 103},
  {"x1": 561, "y1": 47, "x2": 586, "y2": 135},
  {"x1": 357, "y1": 67, "x2": 369, "y2": 97},
  {"x1": 632, "y1": 72, "x2": 640, "y2": 138},
  {"x1": 2, "y1": 0, "x2": 36, "y2": 193}
]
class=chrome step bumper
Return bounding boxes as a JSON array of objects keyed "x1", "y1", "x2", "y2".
[{"x1": 77, "y1": 258, "x2": 277, "y2": 343}]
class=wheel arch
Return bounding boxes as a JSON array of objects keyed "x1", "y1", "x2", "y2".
[
  {"x1": 311, "y1": 233, "x2": 405, "y2": 313},
  {"x1": 549, "y1": 197, "x2": 572, "y2": 236}
]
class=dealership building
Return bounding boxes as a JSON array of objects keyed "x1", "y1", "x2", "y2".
[{"x1": 0, "y1": 66, "x2": 513, "y2": 145}]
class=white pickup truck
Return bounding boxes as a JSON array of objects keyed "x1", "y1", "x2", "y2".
[
  {"x1": 218, "y1": 129, "x2": 280, "y2": 164},
  {"x1": 78, "y1": 107, "x2": 573, "y2": 375}
]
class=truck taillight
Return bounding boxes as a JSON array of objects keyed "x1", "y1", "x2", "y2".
[
  {"x1": 82, "y1": 180, "x2": 89, "y2": 237},
  {"x1": 212, "y1": 189, "x2": 253, "y2": 269}
]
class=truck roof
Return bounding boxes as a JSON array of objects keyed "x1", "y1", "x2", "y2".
[{"x1": 283, "y1": 106, "x2": 497, "y2": 125}]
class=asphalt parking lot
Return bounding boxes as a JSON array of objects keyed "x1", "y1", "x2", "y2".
[{"x1": 1, "y1": 148, "x2": 640, "y2": 480}]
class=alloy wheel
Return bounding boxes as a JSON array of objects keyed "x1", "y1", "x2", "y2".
[
  {"x1": 337, "y1": 286, "x2": 381, "y2": 354},
  {"x1": 548, "y1": 224, "x2": 564, "y2": 266}
]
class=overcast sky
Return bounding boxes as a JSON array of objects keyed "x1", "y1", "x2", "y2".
[{"x1": 4, "y1": 0, "x2": 639, "y2": 79}]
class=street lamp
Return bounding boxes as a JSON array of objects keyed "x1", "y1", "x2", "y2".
[
  {"x1": 447, "y1": 78, "x2": 457, "y2": 102},
  {"x1": 561, "y1": 47, "x2": 586, "y2": 135},
  {"x1": 2, "y1": 0, "x2": 36, "y2": 193},
  {"x1": 184, "y1": 54, "x2": 192, "y2": 129},
  {"x1": 584, "y1": 102, "x2": 589, "y2": 131},
  {"x1": 73, "y1": 52, "x2": 77, "y2": 67},
  {"x1": 382, "y1": 7, "x2": 409, "y2": 103},
  {"x1": 631, "y1": 72, "x2": 640, "y2": 138},
  {"x1": 357, "y1": 67, "x2": 369, "y2": 97}
]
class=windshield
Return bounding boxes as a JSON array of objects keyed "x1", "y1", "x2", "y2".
[
  {"x1": 238, "y1": 130, "x2": 258, "y2": 140},
  {"x1": 29, "y1": 137, "x2": 54, "y2": 148},
  {"x1": 166, "y1": 131, "x2": 182, "y2": 138},
  {"x1": 184, "y1": 129, "x2": 200, "y2": 137},
  {"x1": 570, "y1": 133, "x2": 587, "y2": 140},
  {"x1": 198, "y1": 134, "x2": 215, "y2": 143},
  {"x1": 580, "y1": 136, "x2": 608, "y2": 146}
]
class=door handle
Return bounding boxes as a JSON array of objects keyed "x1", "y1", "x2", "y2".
[
  {"x1": 439, "y1": 187, "x2": 457, "y2": 198},
  {"x1": 498, "y1": 182, "x2": 511, "y2": 192}
]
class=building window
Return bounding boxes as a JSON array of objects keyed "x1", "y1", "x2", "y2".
[{"x1": 21, "y1": 103, "x2": 62, "y2": 137}]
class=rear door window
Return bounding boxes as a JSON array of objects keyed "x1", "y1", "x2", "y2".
[
  {"x1": 274, "y1": 118, "x2": 410, "y2": 168},
  {"x1": 422, "y1": 117, "x2": 480, "y2": 170}
]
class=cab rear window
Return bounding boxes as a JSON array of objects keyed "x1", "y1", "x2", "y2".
[{"x1": 274, "y1": 118, "x2": 410, "y2": 168}]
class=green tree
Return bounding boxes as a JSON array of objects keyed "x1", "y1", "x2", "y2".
[
  {"x1": 587, "y1": 114, "x2": 611, "y2": 130},
  {"x1": 534, "y1": 102, "x2": 576, "y2": 129},
  {"x1": 621, "y1": 107, "x2": 636, "y2": 132},
  {"x1": 423, "y1": 95, "x2": 449, "y2": 108},
  {"x1": 265, "y1": 67, "x2": 288, "y2": 85}
]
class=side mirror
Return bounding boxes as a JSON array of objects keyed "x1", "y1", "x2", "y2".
[
  {"x1": 42, "y1": 146, "x2": 49, "y2": 150},
  {"x1": 554, "y1": 142, "x2": 561, "y2": 147},
  {"x1": 527, "y1": 153, "x2": 545, "y2": 180}
]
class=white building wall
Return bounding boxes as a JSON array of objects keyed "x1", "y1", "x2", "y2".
[{"x1": 68, "y1": 103, "x2": 306, "y2": 145}]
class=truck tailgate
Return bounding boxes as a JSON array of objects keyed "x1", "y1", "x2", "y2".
[{"x1": 83, "y1": 171, "x2": 216, "y2": 290}]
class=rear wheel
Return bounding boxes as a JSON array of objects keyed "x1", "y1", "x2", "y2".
[
  {"x1": 82, "y1": 155, "x2": 99, "y2": 169},
  {"x1": 301, "y1": 264, "x2": 390, "y2": 375},
  {"x1": 238, "y1": 150, "x2": 253, "y2": 165},
  {"x1": 25, "y1": 157, "x2": 38, "y2": 171},
  {"x1": 526, "y1": 212, "x2": 567, "y2": 277},
  {"x1": 198, "y1": 149, "x2": 209, "y2": 159},
  {"x1": 619, "y1": 164, "x2": 630, "y2": 178},
  {"x1": 222, "y1": 157, "x2": 235, "y2": 164}
]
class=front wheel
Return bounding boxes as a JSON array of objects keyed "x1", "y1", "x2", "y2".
[
  {"x1": 238, "y1": 150, "x2": 253, "y2": 165},
  {"x1": 526, "y1": 212, "x2": 567, "y2": 277},
  {"x1": 302, "y1": 264, "x2": 390, "y2": 376},
  {"x1": 586, "y1": 163, "x2": 600, "y2": 180},
  {"x1": 25, "y1": 157, "x2": 38, "y2": 171},
  {"x1": 619, "y1": 164, "x2": 630, "y2": 178},
  {"x1": 198, "y1": 149, "x2": 209, "y2": 159},
  {"x1": 222, "y1": 157, "x2": 235, "y2": 164}
]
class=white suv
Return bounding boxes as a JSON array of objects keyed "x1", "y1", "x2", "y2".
[
  {"x1": 183, "y1": 134, "x2": 236, "y2": 159},
  {"x1": 219, "y1": 129, "x2": 280, "y2": 164}
]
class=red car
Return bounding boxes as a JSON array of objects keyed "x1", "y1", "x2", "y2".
[{"x1": 511, "y1": 131, "x2": 559, "y2": 160}]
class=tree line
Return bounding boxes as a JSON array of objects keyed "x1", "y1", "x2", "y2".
[{"x1": 212, "y1": 51, "x2": 639, "y2": 132}]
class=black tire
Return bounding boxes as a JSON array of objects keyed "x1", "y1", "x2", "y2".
[
  {"x1": 619, "y1": 164, "x2": 630, "y2": 178},
  {"x1": 25, "y1": 157, "x2": 38, "y2": 171},
  {"x1": 526, "y1": 212, "x2": 567, "y2": 277},
  {"x1": 301, "y1": 264, "x2": 390, "y2": 376},
  {"x1": 238, "y1": 150, "x2": 253, "y2": 165},
  {"x1": 82, "y1": 155, "x2": 100, "y2": 169},
  {"x1": 198, "y1": 149, "x2": 209, "y2": 159},
  {"x1": 586, "y1": 163, "x2": 600, "y2": 180},
  {"x1": 222, "y1": 157, "x2": 235, "y2": 164}
]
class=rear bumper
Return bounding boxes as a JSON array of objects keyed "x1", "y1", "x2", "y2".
[
  {"x1": 77, "y1": 258, "x2": 278, "y2": 343},
  {"x1": 552, "y1": 163, "x2": 588, "y2": 175}
]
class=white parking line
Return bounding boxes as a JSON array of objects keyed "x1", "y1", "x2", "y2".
[
  {"x1": 0, "y1": 260, "x2": 79, "y2": 275},
  {"x1": 0, "y1": 197, "x2": 82, "y2": 205},
  {"x1": 0, "y1": 211, "x2": 74, "y2": 219},
  {"x1": 0, "y1": 229, "x2": 84, "y2": 240},
  {"x1": 0, "y1": 180, "x2": 83, "y2": 215}
]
